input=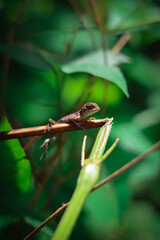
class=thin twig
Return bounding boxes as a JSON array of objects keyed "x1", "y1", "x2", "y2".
[
  {"x1": 92, "y1": 140, "x2": 160, "y2": 191},
  {"x1": 23, "y1": 136, "x2": 41, "y2": 150},
  {"x1": 24, "y1": 140, "x2": 160, "y2": 240},
  {"x1": 89, "y1": 0, "x2": 107, "y2": 64},
  {"x1": 112, "y1": 33, "x2": 131, "y2": 54},
  {"x1": 0, "y1": 118, "x2": 112, "y2": 140},
  {"x1": 24, "y1": 203, "x2": 69, "y2": 240}
]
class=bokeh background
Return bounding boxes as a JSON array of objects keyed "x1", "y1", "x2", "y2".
[{"x1": 0, "y1": 0, "x2": 160, "y2": 239}]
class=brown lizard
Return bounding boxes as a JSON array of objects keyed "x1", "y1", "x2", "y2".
[{"x1": 40, "y1": 102, "x2": 100, "y2": 159}]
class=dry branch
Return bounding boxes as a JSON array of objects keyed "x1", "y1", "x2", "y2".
[{"x1": 0, "y1": 118, "x2": 112, "y2": 140}]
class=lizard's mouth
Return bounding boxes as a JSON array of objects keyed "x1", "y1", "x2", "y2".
[{"x1": 85, "y1": 107, "x2": 100, "y2": 117}]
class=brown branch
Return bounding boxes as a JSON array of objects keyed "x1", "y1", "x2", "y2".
[
  {"x1": 24, "y1": 140, "x2": 160, "y2": 240},
  {"x1": 0, "y1": 118, "x2": 112, "y2": 140},
  {"x1": 112, "y1": 33, "x2": 131, "y2": 54},
  {"x1": 24, "y1": 202, "x2": 69, "y2": 240},
  {"x1": 92, "y1": 140, "x2": 160, "y2": 191}
]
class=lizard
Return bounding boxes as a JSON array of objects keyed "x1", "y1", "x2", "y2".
[{"x1": 40, "y1": 102, "x2": 100, "y2": 159}]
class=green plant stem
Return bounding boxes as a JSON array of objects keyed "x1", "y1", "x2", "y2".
[
  {"x1": 52, "y1": 121, "x2": 113, "y2": 240},
  {"x1": 52, "y1": 162, "x2": 100, "y2": 240}
]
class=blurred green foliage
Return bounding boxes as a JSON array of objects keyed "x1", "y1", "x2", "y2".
[{"x1": 0, "y1": 0, "x2": 160, "y2": 239}]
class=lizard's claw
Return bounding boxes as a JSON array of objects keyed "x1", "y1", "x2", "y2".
[
  {"x1": 40, "y1": 138, "x2": 50, "y2": 149},
  {"x1": 44, "y1": 124, "x2": 52, "y2": 133},
  {"x1": 40, "y1": 138, "x2": 50, "y2": 160},
  {"x1": 39, "y1": 136, "x2": 57, "y2": 160}
]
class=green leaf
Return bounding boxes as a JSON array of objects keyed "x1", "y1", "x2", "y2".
[
  {"x1": 0, "y1": 44, "x2": 60, "y2": 71},
  {"x1": 0, "y1": 117, "x2": 31, "y2": 193},
  {"x1": 63, "y1": 50, "x2": 130, "y2": 67},
  {"x1": 62, "y1": 50, "x2": 129, "y2": 97}
]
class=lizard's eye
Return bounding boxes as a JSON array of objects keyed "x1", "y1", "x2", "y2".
[{"x1": 86, "y1": 105, "x2": 93, "y2": 109}]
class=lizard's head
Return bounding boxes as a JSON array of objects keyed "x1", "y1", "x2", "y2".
[{"x1": 79, "y1": 102, "x2": 100, "y2": 118}]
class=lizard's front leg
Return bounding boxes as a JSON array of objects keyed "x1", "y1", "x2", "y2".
[
  {"x1": 49, "y1": 118, "x2": 57, "y2": 125},
  {"x1": 40, "y1": 119, "x2": 57, "y2": 160},
  {"x1": 44, "y1": 118, "x2": 57, "y2": 133}
]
